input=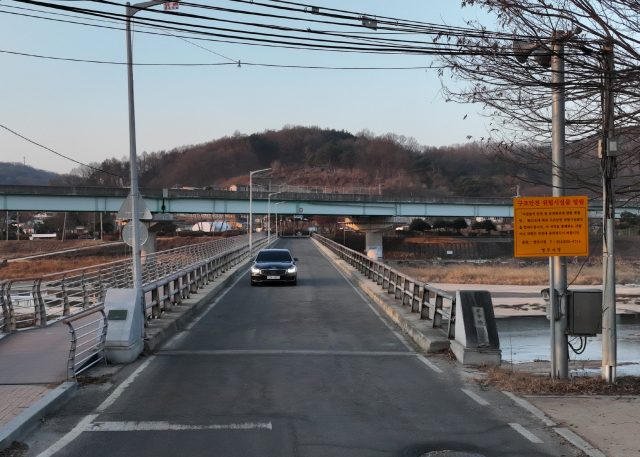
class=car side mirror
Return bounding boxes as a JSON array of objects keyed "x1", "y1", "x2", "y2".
[{"x1": 293, "y1": 258, "x2": 299, "y2": 262}]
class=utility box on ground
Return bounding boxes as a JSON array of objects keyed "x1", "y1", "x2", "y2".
[{"x1": 568, "y1": 289, "x2": 602, "y2": 336}]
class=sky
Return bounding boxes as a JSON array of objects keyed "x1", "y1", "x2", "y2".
[{"x1": 0, "y1": 1, "x2": 496, "y2": 175}]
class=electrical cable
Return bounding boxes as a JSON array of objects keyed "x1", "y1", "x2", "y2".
[
  {"x1": 0, "y1": 124, "x2": 123, "y2": 177},
  {"x1": 7, "y1": 0, "x2": 600, "y2": 57},
  {"x1": 0, "y1": 47, "x2": 445, "y2": 69}
]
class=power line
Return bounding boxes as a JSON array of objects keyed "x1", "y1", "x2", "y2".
[
  {"x1": 0, "y1": 124, "x2": 123, "y2": 177},
  {"x1": 0, "y1": 47, "x2": 446, "y2": 69}
]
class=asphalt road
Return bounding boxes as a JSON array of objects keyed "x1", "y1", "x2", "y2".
[{"x1": 24, "y1": 238, "x2": 582, "y2": 457}]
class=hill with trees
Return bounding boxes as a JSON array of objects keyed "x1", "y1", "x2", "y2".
[
  {"x1": 0, "y1": 162, "x2": 60, "y2": 186},
  {"x1": 49, "y1": 126, "x2": 551, "y2": 197}
]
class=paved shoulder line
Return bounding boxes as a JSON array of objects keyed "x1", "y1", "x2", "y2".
[
  {"x1": 509, "y1": 423, "x2": 543, "y2": 443},
  {"x1": 36, "y1": 356, "x2": 157, "y2": 457}
]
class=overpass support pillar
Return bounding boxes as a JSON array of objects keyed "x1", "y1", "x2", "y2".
[
  {"x1": 345, "y1": 216, "x2": 394, "y2": 259},
  {"x1": 141, "y1": 230, "x2": 157, "y2": 262}
]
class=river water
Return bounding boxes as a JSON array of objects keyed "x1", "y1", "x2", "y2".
[{"x1": 497, "y1": 314, "x2": 640, "y2": 376}]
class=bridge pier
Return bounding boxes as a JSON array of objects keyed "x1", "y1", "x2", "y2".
[{"x1": 345, "y1": 216, "x2": 394, "y2": 259}]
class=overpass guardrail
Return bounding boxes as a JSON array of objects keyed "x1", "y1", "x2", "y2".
[
  {"x1": 0, "y1": 233, "x2": 267, "y2": 335},
  {"x1": 312, "y1": 233, "x2": 455, "y2": 339}
]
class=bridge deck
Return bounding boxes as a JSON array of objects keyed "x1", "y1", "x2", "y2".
[{"x1": 20, "y1": 238, "x2": 580, "y2": 457}]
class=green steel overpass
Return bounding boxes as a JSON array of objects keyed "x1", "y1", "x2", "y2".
[{"x1": 0, "y1": 185, "x2": 633, "y2": 218}]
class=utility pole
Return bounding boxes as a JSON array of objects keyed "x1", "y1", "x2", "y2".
[
  {"x1": 601, "y1": 42, "x2": 617, "y2": 383},
  {"x1": 550, "y1": 37, "x2": 569, "y2": 379}
]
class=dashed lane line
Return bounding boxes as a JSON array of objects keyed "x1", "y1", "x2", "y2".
[
  {"x1": 509, "y1": 423, "x2": 544, "y2": 444},
  {"x1": 461, "y1": 388, "x2": 489, "y2": 406},
  {"x1": 417, "y1": 355, "x2": 443, "y2": 373},
  {"x1": 502, "y1": 391, "x2": 556, "y2": 427}
]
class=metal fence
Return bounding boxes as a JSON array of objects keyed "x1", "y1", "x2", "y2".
[
  {"x1": 311, "y1": 233, "x2": 456, "y2": 338},
  {"x1": 0, "y1": 232, "x2": 267, "y2": 335}
]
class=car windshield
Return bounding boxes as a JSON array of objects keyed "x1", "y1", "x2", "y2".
[{"x1": 255, "y1": 250, "x2": 292, "y2": 262}]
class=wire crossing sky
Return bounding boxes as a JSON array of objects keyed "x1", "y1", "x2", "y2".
[{"x1": 1, "y1": 0, "x2": 507, "y2": 174}]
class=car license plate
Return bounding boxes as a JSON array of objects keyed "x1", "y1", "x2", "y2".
[{"x1": 267, "y1": 275, "x2": 280, "y2": 280}]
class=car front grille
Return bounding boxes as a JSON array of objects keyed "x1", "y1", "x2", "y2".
[{"x1": 260, "y1": 269, "x2": 287, "y2": 275}]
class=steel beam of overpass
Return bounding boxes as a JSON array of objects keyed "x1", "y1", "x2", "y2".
[{"x1": 0, "y1": 185, "x2": 635, "y2": 218}]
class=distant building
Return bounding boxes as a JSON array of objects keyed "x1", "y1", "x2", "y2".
[
  {"x1": 191, "y1": 222, "x2": 233, "y2": 232},
  {"x1": 227, "y1": 184, "x2": 249, "y2": 192}
]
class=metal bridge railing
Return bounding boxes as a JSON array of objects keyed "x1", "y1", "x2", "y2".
[
  {"x1": 0, "y1": 232, "x2": 267, "y2": 335},
  {"x1": 312, "y1": 233, "x2": 456, "y2": 338},
  {"x1": 63, "y1": 304, "x2": 108, "y2": 380}
]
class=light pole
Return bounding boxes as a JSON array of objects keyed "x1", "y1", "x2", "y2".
[
  {"x1": 267, "y1": 191, "x2": 282, "y2": 244},
  {"x1": 249, "y1": 168, "x2": 271, "y2": 255},
  {"x1": 125, "y1": 0, "x2": 166, "y2": 288},
  {"x1": 274, "y1": 202, "x2": 285, "y2": 238}
]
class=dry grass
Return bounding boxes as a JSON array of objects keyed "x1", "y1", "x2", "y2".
[
  {"x1": 478, "y1": 366, "x2": 640, "y2": 395},
  {"x1": 1, "y1": 256, "x2": 127, "y2": 279},
  {"x1": 0, "y1": 236, "x2": 220, "y2": 280},
  {"x1": 398, "y1": 261, "x2": 640, "y2": 286}
]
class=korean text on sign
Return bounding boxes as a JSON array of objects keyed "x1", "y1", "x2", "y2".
[{"x1": 513, "y1": 196, "x2": 589, "y2": 257}]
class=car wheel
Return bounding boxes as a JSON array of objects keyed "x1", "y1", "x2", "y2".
[
  {"x1": 291, "y1": 278, "x2": 297, "y2": 286},
  {"x1": 251, "y1": 280, "x2": 256, "y2": 286}
]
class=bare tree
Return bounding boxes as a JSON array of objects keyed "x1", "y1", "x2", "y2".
[{"x1": 439, "y1": 0, "x2": 640, "y2": 199}]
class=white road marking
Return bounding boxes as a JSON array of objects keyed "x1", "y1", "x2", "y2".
[
  {"x1": 96, "y1": 356, "x2": 156, "y2": 413},
  {"x1": 37, "y1": 356, "x2": 158, "y2": 456},
  {"x1": 554, "y1": 428, "x2": 606, "y2": 457},
  {"x1": 159, "y1": 349, "x2": 415, "y2": 356},
  {"x1": 502, "y1": 391, "x2": 556, "y2": 426},
  {"x1": 163, "y1": 272, "x2": 247, "y2": 350},
  {"x1": 315, "y1": 243, "x2": 413, "y2": 351},
  {"x1": 461, "y1": 388, "x2": 489, "y2": 406},
  {"x1": 86, "y1": 421, "x2": 273, "y2": 432},
  {"x1": 36, "y1": 414, "x2": 99, "y2": 457},
  {"x1": 509, "y1": 423, "x2": 544, "y2": 443},
  {"x1": 417, "y1": 355, "x2": 443, "y2": 373}
]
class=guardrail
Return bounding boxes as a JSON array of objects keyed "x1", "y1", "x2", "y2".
[
  {"x1": 0, "y1": 232, "x2": 267, "y2": 335},
  {"x1": 311, "y1": 233, "x2": 455, "y2": 338},
  {"x1": 63, "y1": 304, "x2": 108, "y2": 380}
]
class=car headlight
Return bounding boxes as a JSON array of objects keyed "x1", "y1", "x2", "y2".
[
  {"x1": 287, "y1": 266, "x2": 297, "y2": 274},
  {"x1": 251, "y1": 267, "x2": 260, "y2": 274}
]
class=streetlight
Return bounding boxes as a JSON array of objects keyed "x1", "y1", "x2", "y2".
[
  {"x1": 267, "y1": 191, "x2": 283, "y2": 244},
  {"x1": 249, "y1": 168, "x2": 271, "y2": 255},
  {"x1": 274, "y1": 202, "x2": 285, "y2": 238},
  {"x1": 125, "y1": 0, "x2": 168, "y2": 289}
]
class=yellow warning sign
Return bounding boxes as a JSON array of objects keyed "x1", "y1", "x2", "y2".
[{"x1": 513, "y1": 196, "x2": 589, "y2": 257}]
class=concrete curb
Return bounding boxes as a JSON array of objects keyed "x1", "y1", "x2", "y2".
[
  {"x1": 0, "y1": 382, "x2": 77, "y2": 452},
  {"x1": 502, "y1": 392, "x2": 607, "y2": 457},
  {"x1": 311, "y1": 238, "x2": 450, "y2": 353}
]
